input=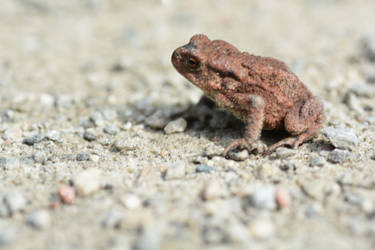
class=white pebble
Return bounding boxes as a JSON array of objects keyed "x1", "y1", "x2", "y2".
[
  {"x1": 120, "y1": 194, "x2": 142, "y2": 210},
  {"x1": 26, "y1": 210, "x2": 51, "y2": 230},
  {"x1": 164, "y1": 118, "x2": 187, "y2": 134},
  {"x1": 74, "y1": 168, "x2": 102, "y2": 196}
]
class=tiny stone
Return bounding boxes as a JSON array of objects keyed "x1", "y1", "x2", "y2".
[
  {"x1": 275, "y1": 187, "x2": 291, "y2": 209},
  {"x1": 32, "y1": 150, "x2": 46, "y2": 163},
  {"x1": 120, "y1": 194, "x2": 142, "y2": 210},
  {"x1": 309, "y1": 156, "x2": 326, "y2": 167},
  {"x1": 228, "y1": 149, "x2": 249, "y2": 161},
  {"x1": 58, "y1": 185, "x2": 75, "y2": 204},
  {"x1": 322, "y1": 126, "x2": 358, "y2": 150},
  {"x1": 164, "y1": 118, "x2": 187, "y2": 134},
  {"x1": 328, "y1": 149, "x2": 350, "y2": 164},
  {"x1": 76, "y1": 152, "x2": 91, "y2": 161},
  {"x1": 145, "y1": 111, "x2": 168, "y2": 129},
  {"x1": 103, "y1": 125, "x2": 119, "y2": 135},
  {"x1": 23, "y1": 134, "x2": 43, "y2": 146},
  {"x1": 201, "y1": 181, "x2": 223, "y2": 200},
  {"x1": 74, "y1": 168, "x2": 102, "y2": 196},
  {"x1": 248, "y1": 185, "x2": 276, "y2": 210},
  {"x1": 39, "y1": 94, "x2": 54, "y2": 108},
  {"x1": 90, "y1": 112, "x2": 105, "y2": 127},
  {"x1": 361, "y1": 199, "x2": 374, "y2": 213},
  {"x1": 301, "y1": 181, "x2": 325, "y2": 201},
  {"x1": 45, "y1": 130, "x2": 60, "y2": 142},
  {"x1": 3, "y1": 191, "x2": 27, "y2": 216},
  {"x1": 275, "y1": 147, "x2": 296, "y2": 159},
  {"x1": 196, "y1": 164, "x2": 214, "y2": 173},
  {"x1": 248, "y1": 219, "x2": 274, "y2": 239},
  {"x1": 344, "y1": 192, "x2": 362, "y2": 205},
  {"x1": 83, "y1": 129, "x2": 97, "y2": 141},
  {"x1": 305, "y1": 203, "x2": 323, "y2": 218},
  {"x1": 113, "y1": 138, "x2": 138, "y2": 151},
  {"x1": 26, "y1": 210, "x2": 51, "y2": 230},
  {"x1": 102, "y1": 109, "x2": 118, "y2": 121},
  {"x1": 101, "y1": 207, "x2": 123, "y2": 229},
  {"x1": 164, "y1": 161, "x2": 186, "y2": 180}
]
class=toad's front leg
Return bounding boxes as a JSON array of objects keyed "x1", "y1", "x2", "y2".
[{"x1": 222, "y1": 94, "x2": 265, "y2": 156}]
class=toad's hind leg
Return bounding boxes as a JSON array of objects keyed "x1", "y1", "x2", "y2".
[{"x1": 267, "y1": 96, "x2": 324, "y2": 153}]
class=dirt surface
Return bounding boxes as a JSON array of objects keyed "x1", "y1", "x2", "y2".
[{"x1": 1, "y1": 1, "x2": 375, "y2": 250}]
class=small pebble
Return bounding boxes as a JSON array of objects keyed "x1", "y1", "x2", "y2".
[
  {"x1": 275, "y1": 187, "x2": 291, "y2": 209},
  {"x1": 2, "y1": 191, "x2": 27, "y2": 216},
  {"x1": 113, "y1": 138, "x2": 138, "y2": 152},
  {"x1": 58, "y1": 185, "x2": 75, "y2": 204},
  {"x1": 32, "y1": 150, "x2": 46, "y2": 163},
  {"x1": 103, "y1": 125, "x2": 119, "y2": 135},
  {"x1": 164, "y1": 161, "x2": 186, "y2": 180},
  {"x1": 201, "y1": 181, "x2": 223, "y2": 200},
  {"x1": 145, "y1": 111, "x2": 168, "y2": 129},
  {"x1": 45, "y1": 130, "x2": 60, "y2": 142},
  {"x1": 275, "y1": 147, "x2": 296, "y2": 159},
  {"x1": 248, "y1": 219, "x2": 274, "y2": 239},
  {"x1": 327, "y1": 149, "x2": 350, "y2": 164},
  {"x1": 101, "y1": 207, "x2": 123, "y2": 229},
  {"x1": 305, "y1": 203, "x2": 323, "y2": 218},
  {"x1": 76, "y1": 152, "x2": 91, "y2": 161},
  {"x1": 248, "y1": 185, "x2": 276, "y2": 210},
  {"x1": 228, "y1": 149, "x2": 249, "y2": 161},
  {"x1": 26, "y1": 210, "x2": 51, "y2": 230},
  {"x1": 344, "y1": 192, "x2": 362, "y2": 206},
  {"x1": 90, "y1": 112, "x2": 105, "y2": 127},
  {"x1": 23, "y1": 134, "x2": 43, "y2": 146},
  {"x1": 120, "y1": 194, "x2": 142, "y2": 210},
  {"x1": 301, "y1": 181, "x2": 325, "y2": 201},
  {"x1": 309, "y1": 156, "x2": 326, "y2": 167},
  {"x1": 195, "y1": 164, "x2": 214, "y2": 173},
  {"x1": 83, "y1": 129, "x2": 97, "y2": 141},
  {"x1": 74, "y1": 168, "x2": 102, "y2": 196},
  {"x1": 322, "y1": 126, "x2": 358, "y2": 150},
  {"x1": 164, "y1": 118, "x2": 187, "y2": 134}
]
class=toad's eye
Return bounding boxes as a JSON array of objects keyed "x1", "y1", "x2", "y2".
[{"x1": 186, "y1": 57, "x2": 199, "y2": 69}]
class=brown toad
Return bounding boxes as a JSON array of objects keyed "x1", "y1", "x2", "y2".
[{"x1": 171, "y1": 34, "x2": 324, "y2": 155}]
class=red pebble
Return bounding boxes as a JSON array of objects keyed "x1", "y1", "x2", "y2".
[
  {"x1": 275, "y1": 187, "x2": 291, "y2": 209},
  {"x1": 58, "y1": 185, "x2": 75, "y2": 205}
]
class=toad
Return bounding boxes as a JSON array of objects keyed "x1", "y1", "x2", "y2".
[{"x1": 171, "y1": 34, "x2": 324, "y2": 155}]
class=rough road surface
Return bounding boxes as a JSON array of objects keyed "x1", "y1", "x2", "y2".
[{"x1": 1, "y1": 1, "x2": 375, "y2": 250}]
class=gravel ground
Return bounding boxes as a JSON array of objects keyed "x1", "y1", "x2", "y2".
[{"x1": 1, "y1": 0, "x2": 375, "y2": 250}]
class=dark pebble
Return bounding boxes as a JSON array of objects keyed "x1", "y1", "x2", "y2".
[
  {"x1": 23, "y1": 134, "x2": 43, "y2": 146},
  {"x1": 83, "y1": 131, "x2": 97, "y2": 141},
  {"x1": 76, "y1": 152, "x2": 91, "y2": 161}
]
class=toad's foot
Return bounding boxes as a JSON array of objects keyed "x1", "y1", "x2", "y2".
[
  {"x1": 266, "y1": 126, "x2": 321, "y2": 154},
  {"x1": 222, "y1": 139, "x2": 266, "y2": 156}
]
